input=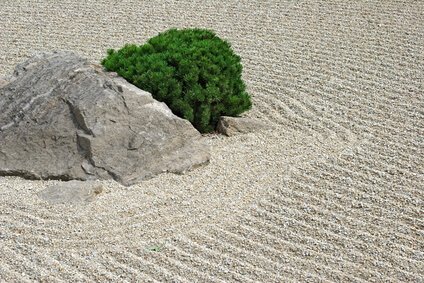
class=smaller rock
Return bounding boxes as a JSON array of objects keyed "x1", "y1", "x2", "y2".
[
  {"x1": 216, "y1": 116, "x2": 270, "y2": 136},
  {"x1": 38, "y1": 180, "x2": 104, "y2": 205},
  {"x1": 0, "y1": 77, "x2": 9, "y2": 88}
]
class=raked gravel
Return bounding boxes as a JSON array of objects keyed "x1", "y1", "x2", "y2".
[{"x1": 1, "y1": 1, "x2": 423, "y2": 282}]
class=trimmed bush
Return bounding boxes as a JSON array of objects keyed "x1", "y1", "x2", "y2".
[{"x1": 101, "y1": 28, "x2": 252, "y2": 133}]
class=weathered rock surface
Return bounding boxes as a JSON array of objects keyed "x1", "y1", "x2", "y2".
[
  {"x1": 0, "y1": 51, "x2": 210, "y2": 185},
  {"x1": 216, "y1": 116, "x2": 270, "y2": 136},
  {"x1": 38, "y1": 180, "x2": 103, "y2": 204}
]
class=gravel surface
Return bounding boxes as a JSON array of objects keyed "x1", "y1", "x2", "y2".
[{"x1": 1, "y1": 1, "x2": 423, "y2": 282}]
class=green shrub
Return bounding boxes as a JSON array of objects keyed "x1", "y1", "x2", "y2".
[{"x1": 101, "y1": 28, "x2": 252, "y2": 133}]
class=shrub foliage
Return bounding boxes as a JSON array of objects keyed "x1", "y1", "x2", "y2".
[{"x1": 101, "y1": 28, "x2": 252, "y2": 133}]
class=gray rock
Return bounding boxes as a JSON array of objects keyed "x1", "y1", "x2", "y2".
[
  {"x1": 38, "y1": 180, "x2": 103, "y2": 204},
  {"x1": 0, "y1": 51, "x2": 210, "y2": 186},
  {"x1": 216, "y1": 116, "x2": 270, "y2": 136}
]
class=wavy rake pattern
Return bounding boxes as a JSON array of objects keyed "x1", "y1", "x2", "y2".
[{"x1": 1, "y1": 0, "x2": 423, "y2": 282}]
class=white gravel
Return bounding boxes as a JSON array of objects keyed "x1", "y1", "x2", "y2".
[{"x1": 1, "y1": 1, "x2": 423, "y2": 282}]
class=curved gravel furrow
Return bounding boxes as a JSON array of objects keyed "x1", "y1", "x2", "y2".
[
  {"x1": 255, "y1": 199, "x2": 421, "y2": 266},
  {"x1": 0, "y1": 245, "x2": 58, "y2": 281},
  {"x1": 284, "y1": 81, "x2": 422, "y2": 130},
  {"x1": 226, "y1": 222, "x2": 387, "y2": 282},
  {"x1": 250, "y1": 79, "x2": 422, "y2": 146},
  {"x1": 296, "y1": 165, "x2": 422, "y2": 216},
  {"x1": 247, "y1": 206, "x2": 424, "y2": 282},
  {"x1": 101, "y1": 251, "x2": 170, "y2": 283},
  {"x1": 99, "y1": 254, "x2": 162, "y2": 283},
  {"x1": 148, "y1": 245, "x2": 259, "y2": 283},
  {"x1": 282, "y1": 177, "x2": 423, "y2": 238},
  {"x1": 257, "y1": 95, "x2": 337, "y2": 136},
  {"x1": 0, "y1": 262, "x2": 33, "y2": 283},
  {"x1": 266, "y1": 55, "x2": 423, "y2": 105},
  {"x1": 266, "y1": 85, "x2": 357, "y2": 134},
  {"x1": 204, "y1": 227, "x2": 365, "y2": 283},
  {"x1": 266, "y1": 185, "x2": 422, "y2": 241},
  {"x1": 239, "y1": 212, "x2": 405, "y2": 281},
  {"x1": 121, "y1": 250, "x2": 196, "y2": 283},
  {"x1": 1, "y1": 0, "x2": 423, "y2": 282},
  {"x1": 179, "y1": 237, "x2": 295, "y2": 281},
  {"x1": 177, "y1": 233, "x2": 328, "y2": 283},
  {"x1": 146, "y1": 251, "x2": 230, "y2": 283},
  {"x1": 357, "y1": 143, "x2": 424, "y2": 176},
  {"x1": 283, "y1": 179, "x2": 421, "y2": 237},
  {"x1": 18, "y1": 247, "x2": 90, "y2": 282},
  {"x1": 274, "y1": 32, "x2": 423, "y2": 73},
  {"x1": 294, "y1": 78, "x2": 422, "y2": 126},
  {"x1": 55, "y1": 252, "x2": 122, "y2": 282},
  {"x1": 330, "y1": 157, "x2": 423, "y2": 197},
  {"x1": 164, "y1": 238, "x2": 288, "y2": 283},
  {"x1": 256, "y1": 83, "x2": 356, "y2": 137}
]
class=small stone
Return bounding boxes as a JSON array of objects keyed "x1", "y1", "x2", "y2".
[
  {"x1": 37, "y1": 180, "x2": 103, "y2": 205},
  {"x1": 0, "y1": 76, "x2": 9, "y2": 88},
  {"x1": 216, "y1": 116, "x2": 271, "y2": 136}
]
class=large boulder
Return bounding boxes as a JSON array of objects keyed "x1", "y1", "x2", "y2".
[{"x1": 0, "y1": 51, "x2": 210, "y2": 186}]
